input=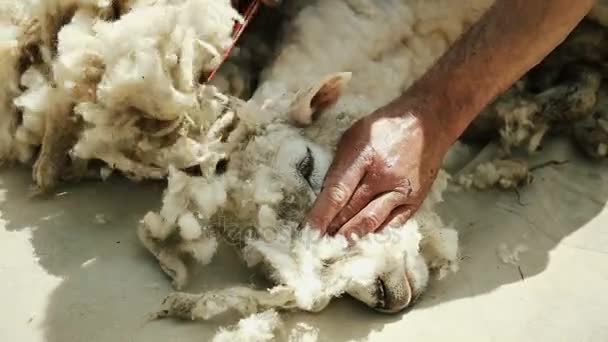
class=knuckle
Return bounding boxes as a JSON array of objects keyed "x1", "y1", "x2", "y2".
[
  {"x1": 359, "y1": 149, "x2": 374, "y2": 165},
  {"x1": 390, "y1": 192, "x2": 409, "y2": 206},
  {"x1": 327, "y1": 184, "x2": 350, "y2": 206},
  {"x1": 394, "y1": 179, "x2": 414, "y2": 197},
  {"x1": 390, "y1": 211, "x2": 410, "y2": 227},
  {"x1": 361, "y1": 214, "x2": 381, "y2": 230},
  {"x1": 341, "y1": 203, "x2": 355, "y2": 216},
  {"x1": 341, "y1": 198, "x2": 361, "y2": 217},
  {"x1": 334, "y1": 212, "x2": 350, "y2": 227}
]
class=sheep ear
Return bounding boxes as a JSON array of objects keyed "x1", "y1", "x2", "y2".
[{"x1": 289, "y1": 72, "x2": 352, "y2": 126}]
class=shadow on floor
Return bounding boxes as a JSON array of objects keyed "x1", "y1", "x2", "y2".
[{"x1": 1, "y1": 138, "x2": 607, "y2": 341}]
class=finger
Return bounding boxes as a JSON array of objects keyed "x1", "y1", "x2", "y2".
[
  {"x1": 336, "y1": 191, "x2": 408, "y2": 239},
  {"x1": 327, "y1": 173, "x2": 410, "y2": 234},
  {"x1": 326, "y1": 178, "x2": 376, "y2": 235},
  {"x1": 378, "y1": 205, "x2": 414, "y2": 232},
  {"x1": 305, "y1": 152, "x2": 371, "y2": 234}
]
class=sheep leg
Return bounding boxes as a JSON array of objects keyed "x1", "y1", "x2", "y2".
[
  {"x1": 152, "y1": 286, "x2": 297, "y2": 321},
  {"x1": 99, "y1": 153, "x2": 167, "y2": 181},
  {"x1": 32, "y1": 108, "x2": 78, "y2": 192},
  {"x1": 536, "y1": 64, "x2": 602, "y2": 123},
  {"x1": 137, "y1": 223, "x2": 190, "y2": 289}
]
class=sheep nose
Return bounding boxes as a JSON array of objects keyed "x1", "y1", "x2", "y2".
[{"x1": 373, "y1": 273, "x2": 413, "y2": 314}]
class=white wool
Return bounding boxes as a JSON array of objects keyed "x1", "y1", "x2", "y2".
[
  {"x1": 252, "y1": 166, "x2": 284, "y2": 205},
  {"x1": 0, "y1": 0, "x2": 243, "y2": 189},
  {"x1": 160, "y1": 166, "x2": 228, "y2": 225},
  {"x1": 92, "y1": 0, "x2": 238, "y2": 119},
  {"x1": 178, "y1": 212, "x2": 202, "y2": 240},
  {"x1": 457, "y1": 159, "x2": 531, "y2": 190},
  {"x1": 257, "y1": 205, "x2": 279, "y2": 230},
  {"x1": 498, "y1": 243, "x2": 529, "y2": 266},
  {"x1": 13, "y1": 68, "x2": 51, "y2": 146},
  {"x1": 142, "y1": 212, "x2": 172, "y2": 240},
  {"x1": 179, "y1": 236, "x2": 218, "y2": 265},
  {"x1": 248, "y1": 228, "x2": 351, "y2": 311},
  {"x1": 190, "y1": 178, "x2": 229, "y2": 219},
  {"x1": 100, "y1": 167, "x2": 112, "y2": 180},
  {"x1": 212, "y1": 310, "x2": 281, "y2": 342},
  {"x1": 214, "y1": 312, "x2": 320, "y2": 342}
]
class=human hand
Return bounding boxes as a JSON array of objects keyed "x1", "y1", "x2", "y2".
[
  {"x1": 305, "y1": 100, "x2": 451, "y2": 238},
  {"x1": 299, "y1": 0, "x2": 595, "y2": 240}
]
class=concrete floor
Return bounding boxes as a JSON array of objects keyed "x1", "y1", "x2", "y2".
[{"x1": 1, "y1": 137, "x2": 608, "y2": 342}]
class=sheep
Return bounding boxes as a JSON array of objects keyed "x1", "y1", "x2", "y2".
[
  {"x1": 2, "y1": 0, "x2": 608, "y2": 340},
  {"x1": 139, "y1": 0, "x2": 495, "y2": 335}
]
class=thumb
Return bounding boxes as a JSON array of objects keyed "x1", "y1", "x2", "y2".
[{"x1": 378, "y1": 206, "x2": 416, "y2": 232}]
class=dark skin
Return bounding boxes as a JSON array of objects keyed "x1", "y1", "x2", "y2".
[{"x1": 301, "y1": 0, "x2": 596, "y2": 238}]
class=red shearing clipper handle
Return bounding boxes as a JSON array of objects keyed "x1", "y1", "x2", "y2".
[{"x1": 205, "y1": 0, "x2": 261, "y2": 83}]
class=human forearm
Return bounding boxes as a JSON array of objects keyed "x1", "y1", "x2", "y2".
[{"x1": 396, "y1": 0, "x2": 595, "y2": 144}]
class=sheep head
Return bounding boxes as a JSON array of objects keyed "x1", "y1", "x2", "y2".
[{"x1": 251, "y1": 72, "x2": 429, "y2": 312}]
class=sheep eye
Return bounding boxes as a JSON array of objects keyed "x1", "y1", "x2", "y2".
[{"x1": 296, "y1": 147, "x2": 314, "y2": 181}]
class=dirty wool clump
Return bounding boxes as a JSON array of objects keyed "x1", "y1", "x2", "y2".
[
  {"x1": 458, "y1": 17, "x2": 608, "y2": 190},
  {"x1": 456, "y1": 158, "x2": 532, "y2": 190}
]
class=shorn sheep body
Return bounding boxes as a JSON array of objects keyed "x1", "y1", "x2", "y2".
[{"x1": 2, "y1": 0, "x2": 608, "y2": 340}]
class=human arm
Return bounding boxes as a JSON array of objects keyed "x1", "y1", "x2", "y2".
[{"x1": 305, "y1": 0, "x2": 595, "y2": 237}]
